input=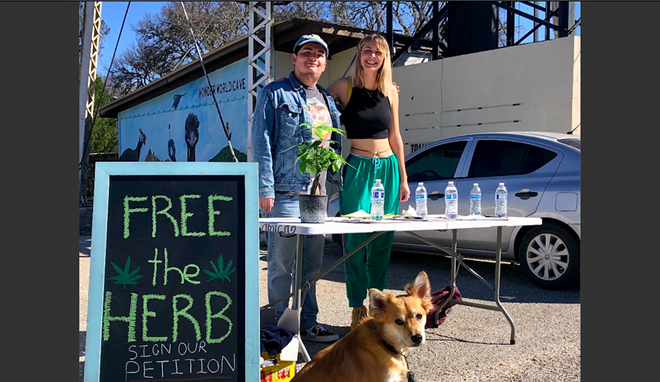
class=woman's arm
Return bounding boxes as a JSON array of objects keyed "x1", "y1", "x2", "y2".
[
  {"x1": 327, "y1": 77, "x2": 349, "y2": 109},
  {"x1": 387, "y1": 83, "x2": 410, "y2": 202}
]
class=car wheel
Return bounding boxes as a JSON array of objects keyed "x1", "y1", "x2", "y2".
[{"x1": 518, "y1": 223, "x2": 580, "y2": 290}]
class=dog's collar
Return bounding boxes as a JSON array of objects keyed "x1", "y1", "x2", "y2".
[
  {"x1": 368, "y1": 321, "x2": 403, "y2": 357},
  {"x1": 371, "y1": 323, "x2": 415, "y2": 382},
  {"x1": 380, "y1": 339, "x2": 401, "y2": 356},
  {"x1": 381, "y1": 339, "x2": 415, "y2": 382}
]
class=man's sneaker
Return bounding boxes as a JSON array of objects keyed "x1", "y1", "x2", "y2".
[{"x1": 300, "y1": 323, "x2": 339, "y2": 343}]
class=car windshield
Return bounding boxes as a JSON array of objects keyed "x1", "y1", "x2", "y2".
[{"x1": 558, "y1": 137, "x2": 580, "y2": 150}]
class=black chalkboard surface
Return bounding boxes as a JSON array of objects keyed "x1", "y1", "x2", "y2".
[{"x1": 84, "y1": 163, "x2": 260, "y2": 382}]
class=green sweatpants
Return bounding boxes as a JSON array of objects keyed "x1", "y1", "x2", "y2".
[{"x1": 339, "y1": 153, "x2": 400, "y2": 307}]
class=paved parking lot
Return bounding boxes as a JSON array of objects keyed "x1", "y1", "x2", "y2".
[{"x1": 79, "y1": 235, "x2": 580, "y2": 381}]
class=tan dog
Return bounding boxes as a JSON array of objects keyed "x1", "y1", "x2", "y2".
[{"x1": 291, "y1": 271, "x2": 433, "y2": 382}]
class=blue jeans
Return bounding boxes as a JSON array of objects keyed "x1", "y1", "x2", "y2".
[{"x1": 265, "y1": 193, "x2": 324, "y2": 331}]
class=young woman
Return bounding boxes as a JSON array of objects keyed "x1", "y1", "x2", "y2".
[{"x1": 327, "y1": 34, "x2": 410, "y2": 329}]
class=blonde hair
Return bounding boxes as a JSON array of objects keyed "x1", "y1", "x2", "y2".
[{"x1": 349, "y1": 34, "x2": 393, "y2": 98}]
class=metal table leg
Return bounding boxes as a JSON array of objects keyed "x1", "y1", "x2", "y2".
[
  {"x1": 403, "y1": 227, "x2": 516, "y2": 344},
  {"x1": 494, "y1": 226, "x2": 516, "y2": 344},
  {"x1": 262, "y1": 231, "x2": 387, "y2": 310},
  {"x1": 292, "y1": 234, "x2": 312, "y2": 362},
  {"x1": 290, "y1": 231, "x2": 386, "y2": 362}
]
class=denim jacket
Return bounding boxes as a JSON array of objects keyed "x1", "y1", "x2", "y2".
[{"x1": 252, "y1": 72, "x2": 343, "y2": 199}]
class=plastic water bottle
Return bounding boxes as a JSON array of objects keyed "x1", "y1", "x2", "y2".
[
  {"x1": 415, "y1": 182, "x2": 428, "y2": 218},
  {"x1": 444, "y1": 181, "x2": 458, "y2": 219},
  {"x1": 469, "y1": 183, "x2": 482, "y2": 216},
  {"x1": 495, "y1": 183, "x2": 508, "y2": 218},
  {"x1": 370, "y1": 179, "x2": 385, "y2": 221}
]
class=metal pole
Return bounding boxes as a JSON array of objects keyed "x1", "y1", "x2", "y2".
[
  {"x1": 558, "y1": 1, "x2": 569, "y2": 37},
  {"x1": 506, "y1": 1, "x2": 515, "y2": 46},
  {"x1": 432, "y1": 1, "x2": 439, "y2": 60},
  {"x1": 534, "y1": 1, "x2": 539, "y2": 42},
  {"x1": 386, "y1": 1, "x2": 393, "y2": 58},
  {"x1": 79, "y1": 2, "x2": 101, "y2": 206},
  {"x1": 493, "y1": 226, "x2": 516, "y2": 344},
  {"x1": 293, "y1": 234, "x2": 311, "y2": 362},
  {"x1": 545, "y1": 2, "x2": 551, "y2": 40},
  {"x1": 247, "y1": 2, "x2": 272, "y2": 163},
  {"x1": 79, "y1": 3, "x2": 94, "y2": 184}
]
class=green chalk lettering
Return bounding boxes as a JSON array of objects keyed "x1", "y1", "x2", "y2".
[
  {"x1": 180, "y1": 194, "x2": 205, "y2": 237},
  {"x1": 184, "y1": 264, "x2": 201, "y2": 285},
  {"x1": 163, "y1": 247, "x2": 181, "y2": 285},
  {"x1": 205, "y1": 291, "x2": 233, "y2": 344},
  {"x1": 161, "y1": 247, "x2": 200, "y2": 285},
  {"x1": 148, "y1": 249, "x2": 163, "y2": 286},
  {"x1": 151, "y1": 195, "x2": 180, "y2": 238},
  {"x1": 124, "y1": 196, "x2": 149, "y2": 239},
  {"x1": 103, "y1": 291, "x2": 138, "y2": 342},
  {"x1": 208, "y1": 195, "x2": 233, "y2": 237},
  {"x1": 142, "y1": 294, "x2": 168, "y2": 342},
  {"x1": 172, "y1": 294, "x2": 201, "y2": 342}
]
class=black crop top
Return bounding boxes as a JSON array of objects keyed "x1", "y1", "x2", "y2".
[{"x1": 340, "y1": 87, "x2": 391, "y2": 139}]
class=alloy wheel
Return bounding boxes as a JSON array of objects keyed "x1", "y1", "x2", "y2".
[{"x1": 524, "y1": 232, "x2": 569, "y2": 281}]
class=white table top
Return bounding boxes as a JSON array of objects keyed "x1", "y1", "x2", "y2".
[{"x1": 258, "y1": 215, "x2": 542, "y2": 235}]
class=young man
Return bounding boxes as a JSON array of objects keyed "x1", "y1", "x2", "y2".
[{"x1": 251, "y1": 34, "x2": 342, "y2": 342}]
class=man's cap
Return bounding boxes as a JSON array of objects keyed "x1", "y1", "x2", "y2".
[{"x1": 293, "y1": 34, "x2": 329, "y2": 56}]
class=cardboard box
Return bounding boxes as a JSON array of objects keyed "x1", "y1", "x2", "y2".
[
  {"x1": 260, "y1": 336, "x2": 298, "y2": 382},
  {"x1": 260, "y1": 308, "x2": 300, "y2": 381}
]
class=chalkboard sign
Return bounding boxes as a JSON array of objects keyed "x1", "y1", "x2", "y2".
[{"x1": 84, "y1": 162, "x2": 260, "y2": 382}]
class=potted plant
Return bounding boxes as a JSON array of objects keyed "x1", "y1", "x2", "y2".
[{"x1": 284, "y1": 122, "x2": 349, "y2": 223}]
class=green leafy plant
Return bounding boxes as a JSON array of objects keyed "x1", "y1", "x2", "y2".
[
  {"x1": 203, "y1": 254, "x2": 236, "y2": 283},
  {"x1": 107, "y1": 256, "x2": 143, "y2": 289},
  {"x1": 282, "y1": 122, "x2": 350, "y2": 195}
]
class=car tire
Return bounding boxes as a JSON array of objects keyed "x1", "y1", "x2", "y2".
[{"x1": 518, "y1": 223, "x2": 580, "y2": 290}]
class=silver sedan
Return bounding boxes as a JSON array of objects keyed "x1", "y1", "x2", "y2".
[{"x1": 327, "y1": 131, "x2": 581, "y2": 290}]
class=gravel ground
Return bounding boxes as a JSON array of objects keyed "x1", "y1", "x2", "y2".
[{"x1": 79, "y1": 235, "x2": 580, "y2": 382}]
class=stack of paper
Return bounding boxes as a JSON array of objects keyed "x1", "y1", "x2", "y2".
[{"x1": 341, "y1": 210, "x2": 371, "y2": 219}]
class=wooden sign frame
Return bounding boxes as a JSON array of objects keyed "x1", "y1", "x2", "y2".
[{"x1": 84, "y1": 162, "x2": 260, "y2": 381}]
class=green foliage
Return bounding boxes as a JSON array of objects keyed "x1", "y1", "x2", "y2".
[
  {"x1": 110, "y1": 2, "x2": 250, "y2": 96},
  {"x1": 203, "y1": 255, "x2": 236, "y2": 283},
  {"x1": 283, "y1": 122, "x2": 350, "y2": 195},
  {"x1": 107, "y1": 256, "x2": 143, "y2": 289},
  {"x1": 90, "y1": 76, "x2": 118, "y2": 154},
  {"x1": 105, "y1": 2, "x2": 449, "y2": 98},
  {"x1": 84, "y1": 76, "x2": 119, "y2": 203}
]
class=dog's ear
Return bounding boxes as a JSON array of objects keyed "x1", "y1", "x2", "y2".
[
  {"x1": 369, "y1": 288, "x2": 389, "y2": 315},
  {"x1": 405, "y1": 271, "x2": 431, "y2": 300}
]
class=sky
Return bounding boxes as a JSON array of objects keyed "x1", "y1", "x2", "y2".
[
  {"x1": 98, "y1": 1, "x2": 169, "y2": 73},
  {"x1": 97, "y1": 1, "x2": 580, "y2": 76}
]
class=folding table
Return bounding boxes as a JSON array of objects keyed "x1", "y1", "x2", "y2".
[{"x1": 258, "y1": 215, "x2": 542, "y2": 361}]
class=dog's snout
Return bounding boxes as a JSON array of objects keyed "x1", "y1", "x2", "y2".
[{"x1": 411, "y1": 334, "x2": 423, "y2": 345}]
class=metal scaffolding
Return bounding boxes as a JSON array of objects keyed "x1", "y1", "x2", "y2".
[
  {"x1": 79, "y1": 1, "x2": 102, "y2": 206},
  {"x1": 387, "y1": 1, "x2": 577, "y2": 65},
  {"x1": 247, "y1": 1, "x2": 272, "y2": 162}
]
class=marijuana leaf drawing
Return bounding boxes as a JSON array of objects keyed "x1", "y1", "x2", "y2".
[
  {"x1": 203, "y1": 255, "x2": 236, "y2": 283},
  {"x1": 107, "y1": 256, "x2": 143, "y2": 289}
]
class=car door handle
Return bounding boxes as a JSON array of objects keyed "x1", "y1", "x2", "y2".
[
  {"x1": 515, "y1": 189, "x2": 539, "y2": 198},
  {"x1": 428, "y1": 191, "x2": 444, "y2": 200}
]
